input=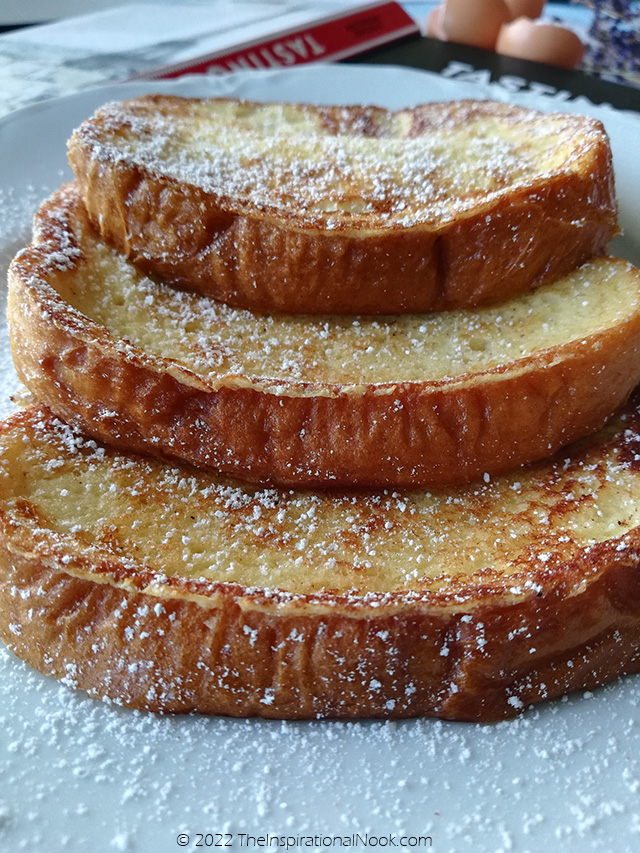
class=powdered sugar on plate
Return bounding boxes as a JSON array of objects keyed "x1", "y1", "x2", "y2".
[{"x1": 1, "y1": 640, "x2": 640, "y2": 852}]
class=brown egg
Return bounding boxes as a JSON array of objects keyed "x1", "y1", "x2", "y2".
[
  {"x1": 504, "y1": 0, "x2": 546, "y2": 19},
  {"x1": 443, "y1": 0, "x2": 511, "y2": 51},
  {"x1": 496, "y1": 18, "x2": 586, "y2": 68},
  {"x1": 426, "y1": 4, "x2": 447, "y2": 40}
]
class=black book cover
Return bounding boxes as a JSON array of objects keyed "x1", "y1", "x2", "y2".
[{"x1": 347, "y1": 33, "x2": 640, "y2": 113}]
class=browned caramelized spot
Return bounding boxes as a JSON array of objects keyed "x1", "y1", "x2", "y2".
[{"x1": 315, "y1": 105, "x2": 386, "y2": 137}]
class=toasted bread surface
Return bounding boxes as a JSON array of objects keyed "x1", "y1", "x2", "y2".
[
  {"x1": 2, "y1": 404, "x2": 640, "y2": 720},
  {"x1": 68, "y1": 96, "x2": 618, "y2": 314},
  {"x1": 7, "y1": 184, "x2": 640, "y2": 489}
]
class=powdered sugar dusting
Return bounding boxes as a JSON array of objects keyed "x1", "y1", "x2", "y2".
[
  {"x1": 1, "y1": 640, "x2": 640, "y2": 851},
  {"x1": 74, "y1": 98, "x2": 600, "y2": 229},
  {"x1": 43, "y1": 193, "x2": 637, "y2": 389},
  {"x1": 6, "y1": 405, "x2": 640, "y2": 603}
]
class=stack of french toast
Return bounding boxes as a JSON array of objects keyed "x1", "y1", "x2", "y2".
[{"x1": 2, "y1": 95, "x2": 640, "y2": 721}]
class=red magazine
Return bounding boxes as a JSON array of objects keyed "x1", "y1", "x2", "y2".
[{"x1": 134, "y1": 2, "x2": 419, "y2": 79}]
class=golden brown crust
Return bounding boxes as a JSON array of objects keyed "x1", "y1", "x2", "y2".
[
  {"x1": 68, "y1": 96, "x2": 619, "y2": 315},
  {"x1": 1, "y1": 406, "x2": 640, "y2": 721},
  {"x1": 7, "y1": 185, "x2": 640, "y2": 489}
]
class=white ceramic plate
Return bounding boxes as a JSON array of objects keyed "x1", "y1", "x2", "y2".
[{"x1": 1, "y1": 65, "x2": 640, "y2": 853}]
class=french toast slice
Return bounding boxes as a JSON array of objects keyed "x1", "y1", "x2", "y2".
[
  {"x1": 68, "y1": 96, "x2": 618, "y2": 315},
  {"x1": 8, "y1": 183, "x2": 640, "y2": 489},
  {"x1": 2, "y1": 403, "x2": 640, "y2": 721}
]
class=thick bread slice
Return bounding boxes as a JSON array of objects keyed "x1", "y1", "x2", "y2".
[
  {"x1": 8, "y1": 184, "x2": 640, "y2": 489},
  {"x1": 2, "y1": 404, "x2": 640, "y2": 720},
  {"x1": 68, "y1": 96, "x2": 618, "y2": 315}
]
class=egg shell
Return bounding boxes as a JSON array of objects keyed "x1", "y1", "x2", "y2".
[
  {"x1": 426, "y1": 4, "x2": 447, "y2": 40},
  {"x1": 443, "y1": 0, "x2": 511, "y2": 51},
  {"x1": 504, "y1": 0, "x2": 546, "y2": 19},
  {"x1": 496, "y1": 18, "x2": 586, "y2": 69}
]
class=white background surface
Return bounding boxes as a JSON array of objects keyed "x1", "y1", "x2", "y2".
[{"x1": 1, "y1": 64, "x2": 640, "y2": 853}]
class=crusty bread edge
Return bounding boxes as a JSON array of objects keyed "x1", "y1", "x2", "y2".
[
  {"x1": 68, "y1": 96, "x2": 619, "y2": 314},
  {"x1": 2, "y1": 459, "x2": 640, "y2": 722}
]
